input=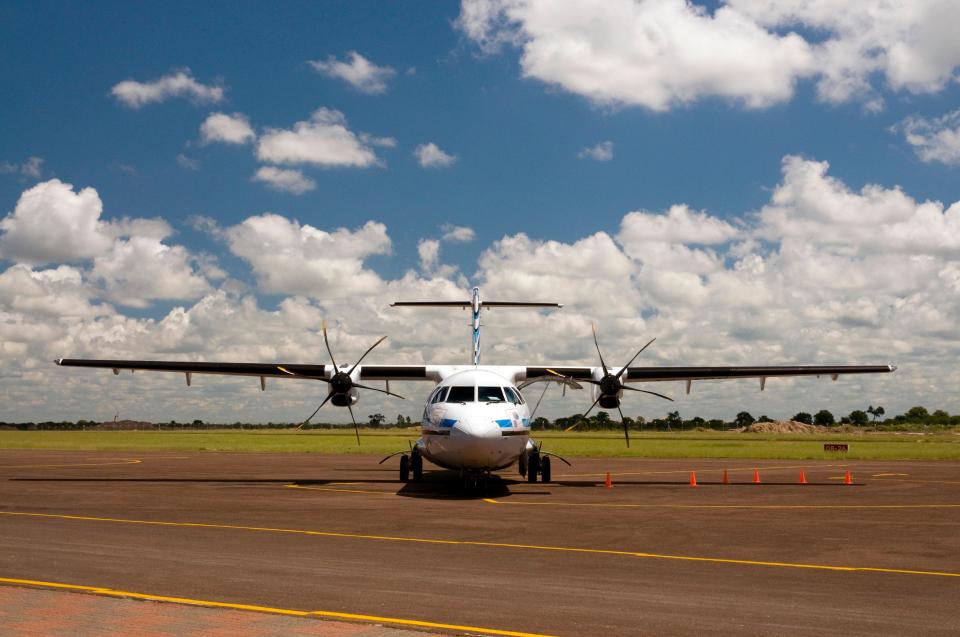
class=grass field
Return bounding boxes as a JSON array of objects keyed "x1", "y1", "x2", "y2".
[{"x1": 2, "y1": 429, "x2": 959, "y2": 460}]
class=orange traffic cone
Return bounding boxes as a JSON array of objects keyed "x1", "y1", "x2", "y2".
[
  {"x1": 689, "y1": 471, "x2": 698, "y2": 487},
  {"x1": 722, "y1": 469, "x2": 729, "y2": 485},
  {"x1": 753, "y1": 469, "x2": 761, "y2": 484},
  {"x1": 604, "y1": 472, "x2": 612, "y2": 488},
  {"x1": 844, "y1": 470, "x2": 853, "y2": 485},
  {"x1": 799, "y1": 470, "x2": 807, "y2": 484}
]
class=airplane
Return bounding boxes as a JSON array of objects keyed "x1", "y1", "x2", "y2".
[{"x1": 56, "y1": 287, "x2": 895, "y2": 488}]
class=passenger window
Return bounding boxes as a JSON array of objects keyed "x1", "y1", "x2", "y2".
[
  {"x1": 478, "y1": 386, "x2": 505, "y2": 403},
  {"x1": 445, "y1": 386, "x2": 475, "y2": 403}
]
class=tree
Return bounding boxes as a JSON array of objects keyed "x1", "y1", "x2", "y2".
[
  {"x1": 734, "y1": 411, "x2": 755, "y2": 428},
  {"x1": 665, "y1": 410, "x2": 682, "y2": 431},
  {"x1": 792, "y1": 412, "x2": 813, "y2": 425},
  {"x1": 814, "y1": 409, "x2": 835, "y2": 426},
  {"x1": 905, "y1": 406, "x2": 929, "y2": 423},
  {"x1": 532, "y1": 416, "x2": 550, "y2": 430},
  {"x1": 848, "y1": 410, "x2": 869, "y2": 426},
  {"x1": 757, "y1": 415, "x2": 772, "y2": 423},
  {"x1": 368, "y1": 413, "x2": 386, "y2": 427},
  {"x1": 867, "y1": 405, "x2": 885, "y2": 422}
]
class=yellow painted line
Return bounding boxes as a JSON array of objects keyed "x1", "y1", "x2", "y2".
[
  {"x1": 2, "y1": 511, "x2": 957, "y2": 579},
  {"x1": 0, "y1": 576, "x2": 555, "y2": 637},
  {"x1": 556, "y1": 463, "x2": 848, "y2": 479},
  {"x1": 870, "y1": 477, "x2": 960, "y2": 485},
  {"x1": 871, "y1": 473, "x2": 908, "y2": 477},
  {"x1": 287, "y1": 484, "x2": 395, "y2": 496},
  {"x1": 481, "y1": 499, "x2": 960, "y2": 510},
  {"x1": 0, "y1": 458, "x2": 142, "y2": 469}
]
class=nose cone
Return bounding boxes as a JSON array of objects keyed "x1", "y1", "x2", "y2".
[{"x1": 452, "y1": 416, "x2": 501, "y2": 439}]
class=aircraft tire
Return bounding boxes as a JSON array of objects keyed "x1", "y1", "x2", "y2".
[
  {"x1": 541, "y1": 456, "x2": 552, "y2": 483},
  {"x1": 527, "y1": 453, "x2": 540, "y2": 483},
  {"x1": 412, "y1": 452, "x2": 423, "y2": 481},
  {"x1": 400, "y1": 455, "x2": 410, "y2": 482}
]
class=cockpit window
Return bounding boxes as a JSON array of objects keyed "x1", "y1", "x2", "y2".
[
  {"x1": 504, "y1": 387, "x2": 521, "y2": 404},
  {"x1": 445, "y1": 386, "x2": 475, "y2": 403},
  {"x1": 430, "y1": 387, "x2": 448, "y2": 404},
  {"x1": 478, "y1": 386, "x2": 505, "y2": 403}
]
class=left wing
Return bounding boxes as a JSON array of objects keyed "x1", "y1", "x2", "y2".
[
  {"x1": 522, "y1": 365, "x2": 895, "y2": 384},
  {"x1": 55, "y1": 359, "x2": 438, "y2": 385}
]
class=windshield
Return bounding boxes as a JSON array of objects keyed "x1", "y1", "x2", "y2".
[
  {"x1": 504, "y1": 387, "x2": 522, "y2": 404},
  {"x1": 478, "y1": 386, "x2": 506, "y2": 403},
  {"x1": 445, "y1": 386, "x2": 475, "y2": 403}
]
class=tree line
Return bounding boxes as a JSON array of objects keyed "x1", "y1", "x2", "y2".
[{"x1": 1, "y1": 406, "x2": 957, "y2": 431}]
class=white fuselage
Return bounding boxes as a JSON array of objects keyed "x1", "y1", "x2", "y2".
[{"x1": 417, "y1": 368, "x2": 532, "y2": 471}]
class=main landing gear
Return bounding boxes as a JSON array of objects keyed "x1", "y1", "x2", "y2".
[
  {"x1": 521, "y1": 450, "x2": 551, "y2": 483},
  {"x1": 399, "y1": 449, "x2": 423, "y2": 483}
]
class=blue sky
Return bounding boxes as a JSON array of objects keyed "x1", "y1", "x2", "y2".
[{"x1": 2, "y1": 1, "x2": 959, "y2": 422}]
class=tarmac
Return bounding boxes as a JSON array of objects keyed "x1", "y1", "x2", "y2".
[{"x1": 1, "y1": 449, "x2": 959, "y2": 636}]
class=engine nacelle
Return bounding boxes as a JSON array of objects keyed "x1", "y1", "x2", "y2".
[{"x1": 330, "y1": 388, "x2": 359, "y2": 407}]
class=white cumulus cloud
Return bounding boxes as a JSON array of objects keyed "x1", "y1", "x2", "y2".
[
  {"x1": 895, "y1": 109, "x2": 960, "y2": 165},
  {"x1": 459, "y1": 0, "x2": 960, "y2": 110},
  {"x1": 308, "y1": 51, "x2": 396, "y2": 94},
  {"x1": 414, "y1": 142, "x2": 458, "y2": 168},
  {"x1": 200, "y1": 112, "x2": 255, "y2": 145},
  {"x1": 224, "y1": 215, "x2": 391, "y2": 298},
  {"x1": 578, "y1": 141, "x2": 614, "y2": 161},
  {"x1": 256, "y1": 108, "x2": 392, "y2": 168},
  {"x1": 251, "y1": 167, "x2": 317, "y2": 195},
  {"x1": 441, "y1": 224, "x2": 476, "y2": 243},
  {"x1": 111, "y1": 69, "x2": 224, "y2": 108}
]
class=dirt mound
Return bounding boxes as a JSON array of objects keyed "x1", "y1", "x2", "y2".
[{"x1": 742, "y1": 420, "x2": 828, "y2": 434}]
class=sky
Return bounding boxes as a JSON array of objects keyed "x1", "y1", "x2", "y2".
[{"x1": 1, "y1": 0, "x2": 959, "y2": 424}]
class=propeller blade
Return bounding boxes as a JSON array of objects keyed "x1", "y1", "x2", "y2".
[
  {"x1": 298, "y1": 392, "x2": 333, "y2": 429},
  {"x1": 530, "y1": 381, "x2": 551, "y2": 419},
  {"x1": 348, "y1": 335, "x2": 388, "y2": 376},
  {"x1": 321, "y1": 321, "x2": 338, "y2": 369},
  {"x1": 545, "y1": 369, "x2": 584, "y2": 390},
  {"x1": 564, "y1": 395, "x2": 603, "y2": 432},
  {"x1": 354, "y1": 382, "x2": 405, "y2": 399},
  {"x1": 615, "y1": 338, "x2": 656, "y2": 379},
  {"x1": 622, "y1": 385, "x2": 674, "y2": 402},
  {"x1": 591, "y1": 323, "x2": 609, "y2": 375},
  {"x1": 277, "y1": 366, "x2": 331, "y2": 382},
  {"x1": 347, "y1": 403, "x2": 360, "y2": 446},
  {"x1": 617, "y1": 405, "x2": 630, "y2": 448}
]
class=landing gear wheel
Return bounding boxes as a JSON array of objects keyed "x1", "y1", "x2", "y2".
[
  {"x1": 519, "y1": 453, "x2": 527, "y2": 478},
  {"x1": 527, "y1": 453, "x2": 540, "y2": 483},
  {"x1": 411, "y1": 451, "x2": 423, "y2": 481},
  {"x1": 541, "y1": 456, "x2": 552, "y2": 483},
  {"x1": 399, "y1": 454, "x2": 410, "y2": 482}
]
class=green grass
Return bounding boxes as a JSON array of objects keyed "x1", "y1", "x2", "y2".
[{"x1": 2, "y1": 429, "x2": 959, "y2": 460}]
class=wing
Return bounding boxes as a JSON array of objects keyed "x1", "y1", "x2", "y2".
[
  {"x1": 55, "y1": 359, "x2": 437, "y2": 384},
  {"x1": 522, "y1": 364, "x2": 895, "y2": 384}
]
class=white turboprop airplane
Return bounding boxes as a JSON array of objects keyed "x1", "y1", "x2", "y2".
[{"x1": 56, "y1": 287, "x2": 895, "y2": 487}]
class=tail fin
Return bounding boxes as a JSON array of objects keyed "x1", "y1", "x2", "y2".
[{"x1": 391, "y1": 287, "x2": 562, "y2": 365}]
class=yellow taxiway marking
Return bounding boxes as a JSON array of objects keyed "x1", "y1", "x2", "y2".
[
  {"x1": 0, "y1": 458, "x2": 142, "y2": 469},
  {"x1": 556, "y1": 463, "x2": 849, "y2": 479},
  {"x1": 2, "y1": 510, "x2": 958, "y2": 579},
  {"x1": 481, "y1": 499, "x2": 960, "y2": 510},
  {"x1": 0, "y1": 576, "x2": 555, "y2": 637},
  {"x1": 872, "y1": 473, "x2": 908, "y2": 477},
  {"x1": 287, "y1": 484, "x2": 394, "y2": 496}
]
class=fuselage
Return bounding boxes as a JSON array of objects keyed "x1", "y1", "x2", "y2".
[{"x1": 418, "y1": 368, "x2": 532, "y2": 471}]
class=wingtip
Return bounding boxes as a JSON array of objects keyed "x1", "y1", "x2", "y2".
[
  {"x1": 889, "y1": 364, "x2": 898, "y2": 372},
  {"x1": 54, "y1": 358, "x2": 63, "y2": 366}
]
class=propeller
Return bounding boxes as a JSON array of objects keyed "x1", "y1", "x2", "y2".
[
  {"x1": 565, "y1": 324, "x2": 673, "y2": 446},
  {"x1": 278, "y1": 321, "x2": 404, "y2": 444}
]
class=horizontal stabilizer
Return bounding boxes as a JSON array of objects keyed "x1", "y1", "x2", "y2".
[{"x1": 391, "y1": 300, "x2": 562, "y2": 308}]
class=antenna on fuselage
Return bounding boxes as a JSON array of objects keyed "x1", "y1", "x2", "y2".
[{"x1": 391, "y1": 287, "x2": 563, "y2": 365}]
